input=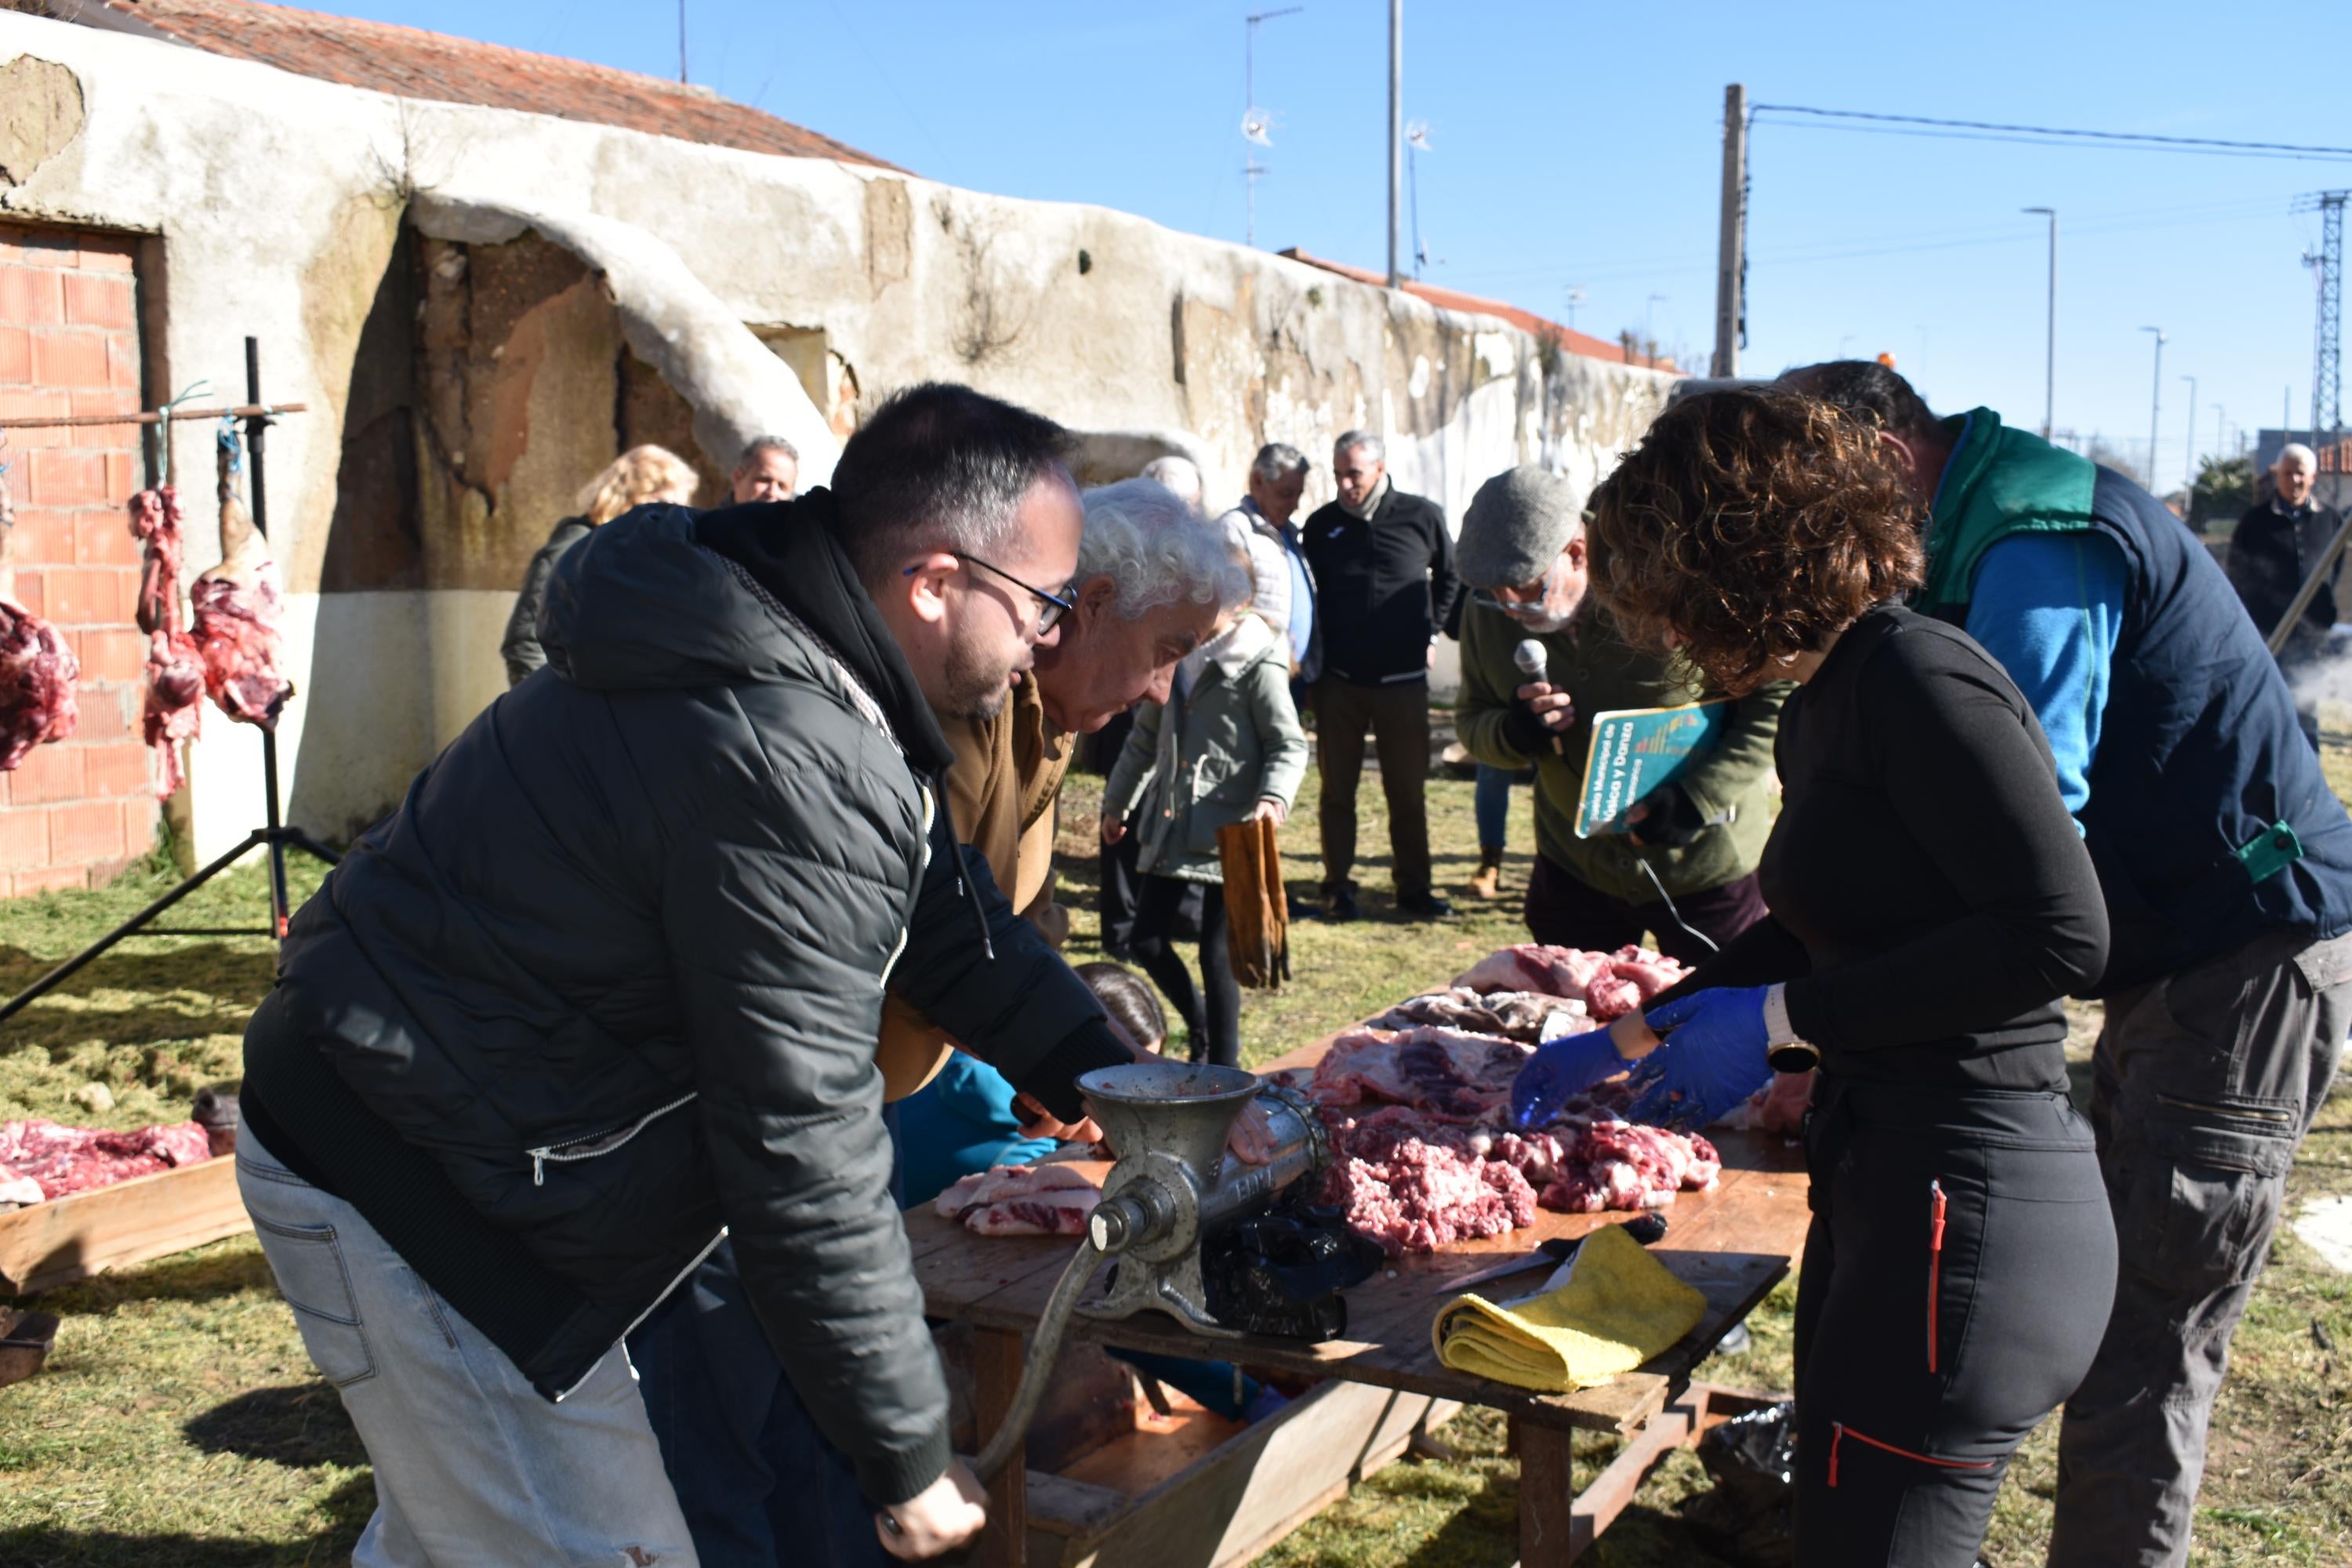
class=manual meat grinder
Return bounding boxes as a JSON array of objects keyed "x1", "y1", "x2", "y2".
[{"x1": 967, "y1": 1060, "x2": 1332, "y2": 1483}]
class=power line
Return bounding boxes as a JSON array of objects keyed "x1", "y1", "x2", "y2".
[{"x1": 1751, "y1": 104, "x2": 2352, "y2": 164}]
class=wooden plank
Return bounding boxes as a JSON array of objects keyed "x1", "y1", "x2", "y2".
[
  {"x1": 1059, "y1": 1378, "x2": 1447, "y2": 1568},
  {"x1": 1515, "y1": 1417, "x2": 1578, "y2": 1568},
  {"x1": 974, "y1": 1327, "x2": 1029, "y2": 1568},
  {"x1": 0, "y1": 1156, "x2": 248, "y2": 1296}
]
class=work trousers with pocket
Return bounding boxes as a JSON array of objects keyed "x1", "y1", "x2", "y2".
[
  {"x1": 2050, "y1": 927, "x2": 2352, "y2": 1567},
  {"x1": 1792, "y1": 1077, "x2": 2116, "y2": 1567},
  {"x1": 1314, "y1": 675, "x2": 1432, "y2": 902},
  {"x1": 237, "y1": 1126, "x2": 698, "y2": 1568}
]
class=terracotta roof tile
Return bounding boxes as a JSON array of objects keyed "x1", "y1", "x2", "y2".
[
  {"x1": 1278, "y1": 249, "x2": 1679, "y2": 372},
  {"x1": 88, "y1": 0, "x2": 906, "y2": 172}
]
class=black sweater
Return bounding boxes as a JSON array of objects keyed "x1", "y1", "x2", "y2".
[
  {"x1": 1301, "y1": 486, "x2": 1458, "y2": 684},
  {"x1": 1683, "y1": 604, "x2": 2107, "y2": 1092},
  {"x1": 2226, "y1": 496, "x2": 2345, "y2": 655}
]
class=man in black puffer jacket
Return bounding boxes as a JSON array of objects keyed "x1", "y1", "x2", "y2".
[{"x1": 236, "y1": 386, "x2": 1144, "y2": 1564}]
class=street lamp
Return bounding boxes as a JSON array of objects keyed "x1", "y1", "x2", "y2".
[
  {"x1": 2140, "y1": 327, "x2": 2166, "y2": 493},
  {"x1": 2180, "y1": 375, "x2": 2198, "y2": 498},
  {"x1": 2023, "y1": 207, "x2": 2056, "y2": 438}
]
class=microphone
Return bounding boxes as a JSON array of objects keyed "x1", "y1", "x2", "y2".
[{"x1": 1512, "y1": 638, "x2": 1563, "y2": 755}]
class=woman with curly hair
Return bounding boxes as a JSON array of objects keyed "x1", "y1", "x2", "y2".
[{"x1": 1510, "y1": 387, "x2": 2118, "y2": 1566}]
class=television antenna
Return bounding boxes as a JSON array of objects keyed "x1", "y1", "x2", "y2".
[
  {"x1": 1243, "y1": 6, "x2": 1305, "y2": 248},
  {"x1": 1405, "y1": 118, "x2": 1433, "y2": 274}
]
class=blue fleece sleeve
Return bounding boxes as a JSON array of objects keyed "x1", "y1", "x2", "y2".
[{"x1": 1963, "y1": 532, "x2": 2126, "y2": 821}]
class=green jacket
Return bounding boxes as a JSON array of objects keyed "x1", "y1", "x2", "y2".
[
  {"x1": 1105, "y1": 614, "x2": 1310, "y2": 884},
  {"x1": 1455, "y1": 599, "x2": 1784, "y2": 904}
]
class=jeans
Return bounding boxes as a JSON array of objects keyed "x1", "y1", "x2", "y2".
[
  {"x1": 237, "y1": 1125, "x2": 697, "y2": 1568},
  {"x1": 1473, "y1": 763, "x2": 1512, "y2": 851},
  {"x1": 629, "y1": 1241, "x2": 892, "y2": 1568},
  {"x1": 2050, "y1": 928, "x2": 2352, "y2": 1567}
]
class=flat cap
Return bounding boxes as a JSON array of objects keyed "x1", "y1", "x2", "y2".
[{"x1": 1457, "y1": 465, "x2": 1588, "y2": 589}]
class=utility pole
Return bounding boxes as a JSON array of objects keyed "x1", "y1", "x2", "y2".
[
  {"x1": 678, "y1": 0, "x2": 688, "y2": 83},
  {"x1": 1712, "y1": 84, "x2": 1748, "y2": 377},
  {"x1": 2294, "y1": 189, "x2": 2346, "y2": 495},
  {"x1": 1386, "y1": 0, "x2": 1403, "y2": 289},
  {"x1": 2023, "y1": 207, "x2": 2056, "y2": 438},
  {"x1": 2181, "y1": 375, "x2": 2197, "y2": 498},
  {"x1": 2141, "y1": 326, "x2": 2166, "y2": 495},
  {"x1": 1242, "y1": 7, "x2": 1304, "y2": 249}
]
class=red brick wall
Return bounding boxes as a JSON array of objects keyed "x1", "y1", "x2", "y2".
[{"x1": 1, "y1": 224, "x2": 158, "y2": 897}]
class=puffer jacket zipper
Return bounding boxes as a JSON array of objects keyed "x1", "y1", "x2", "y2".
[
  {"x1": 528, "y1": 1092, "x2": 699, "y2": 1187},
  {"x1": 1827, "y1": 1421, "x2": 1996, "y2": 1487}
]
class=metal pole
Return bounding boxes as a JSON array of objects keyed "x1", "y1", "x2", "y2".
[
  {"x1": 678, "y1": 0, "x2": 688, "y2": 83},
  {"x1": 2023, "y1": 207, "x2": 2056, "y2": 437},
  {"x1": 2141, "y1": 326, "x2": 2165, "y2": 493},
  {"x1": 1713, "y1": 84, "x2": 1748, "y2": 378},
  {"x1": 242, "y1": 338, "x2": 268, "y2": 539},
  {"x1": 2181, "y1": 375, "x2": 2198, "y2": 500},
  {"x1": 1386, "y1": 0, "x2": 1403, "y2": 288}
]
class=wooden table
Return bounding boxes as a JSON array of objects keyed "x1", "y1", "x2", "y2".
[{"x1": 909, "y1": 1036, "x2": 1812, "y2": 1566}]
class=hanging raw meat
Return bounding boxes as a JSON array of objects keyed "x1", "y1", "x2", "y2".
[
  {"x1": 191, "y1": 429, "x2": 292, "y2": 728},
  {"x1": 130, "y1": 485, "x2": 203, "y2": 797},
  {"x1": 0, "y1": 441, "x2": 80, "y2": 771}
]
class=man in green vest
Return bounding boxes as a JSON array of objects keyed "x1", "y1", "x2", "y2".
[{"x1": 1453, "y1": 465, "x2": 1784, "y2": 963}]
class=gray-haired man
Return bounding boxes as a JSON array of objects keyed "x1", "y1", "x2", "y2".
[
  {"x1": 732, "y1": 434, "x2": 800, "y2": 503},
  {"x1": 1216, "y1": 443, "x2": 1318, "y2": 682},
  {"x1": 2227, "y1": 441, "x2": 2344, "y2": 748},
  {"x1": 1301, "y1": 430, "x2": 1459, "y2": 920}
]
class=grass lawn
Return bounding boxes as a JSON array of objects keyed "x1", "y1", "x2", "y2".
[{"x1": 3, "y1": 757, "x2": 2350, "y2": 1565}]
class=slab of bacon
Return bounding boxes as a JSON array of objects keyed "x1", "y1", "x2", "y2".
[{"x1": 933, "y1": 1162, "x2": 1102, "y2": 1237}]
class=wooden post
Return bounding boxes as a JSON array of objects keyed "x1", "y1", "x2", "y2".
[
  {"x1": 1515, "y1": 1420, "x2": 1577, "y2": 1567},
  {"x1": 973, "y1": 1327, "x2": 1029, "y2": 1568}
]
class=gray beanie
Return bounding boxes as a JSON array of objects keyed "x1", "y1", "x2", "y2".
[{"x1": 1457, "y1": 466, "x2": 1588, "y2": 589}]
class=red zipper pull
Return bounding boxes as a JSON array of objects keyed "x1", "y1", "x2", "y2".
[
  {"x1": 1928, "y1": 1180, "x2": 1947, "y2": 1374},
  {"x1": 1828, "y1": 1421, "x2": 1842, "y2": 1488}
]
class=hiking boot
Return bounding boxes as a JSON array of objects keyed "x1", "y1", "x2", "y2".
[
  {"x1": 1468, "y1": 847, "x2": 1504, "y2": 900},
  {"x1": 1397, "y1": 892, "x2": 1453, "y2": 920}
]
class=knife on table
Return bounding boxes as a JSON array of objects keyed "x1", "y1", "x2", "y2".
[{"x1": 1425, "y1": 1236, "x2": 1581, "y2": 1297}]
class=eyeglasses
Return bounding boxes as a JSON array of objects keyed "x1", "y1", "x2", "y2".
[{"x1": 952, "y1": 553, "x2": 1077, "y2": 633}]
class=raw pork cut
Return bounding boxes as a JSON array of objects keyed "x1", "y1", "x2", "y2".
[
  {"x1": 0, "y1": 1118, "x2": 213, "y2": 1200},
  {"x1": 1367, "y1": 988, "x2": 1589, "y2": 1044},
  {"x1": 129, "y1": 487, "x2": 202, "y2": 797},
  {"x1": 935, "y1": 1162, "x2": 1101, "y2": 1237},
  {"x1": 1538, "y1": 1123, "x2": 1722, "y2": 1213},
  {"x1": 0, "y1": 600, "x2": 79, "y2": 771},
  {"x1": 1320, "y1": 1107, "x2": 1538, "y2": 1255},
  {"x1": 1452, "y1": 943, "x2": 1691, "y2": 1022},
  {"x1": 1309, "y1": 1026, "x2": 1534, "y2": 1120},
  {"x1": 191, "y1": 434, "x2": 293, "y2": 728}
]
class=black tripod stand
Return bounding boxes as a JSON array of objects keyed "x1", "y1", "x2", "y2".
[{"x1": 0, "y1": 338, "x2": 339, "y2": 1027}]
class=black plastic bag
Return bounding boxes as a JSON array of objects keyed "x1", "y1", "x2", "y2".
[{"x1": 1687, "y1": 1399, "x2": 1797, "y2": 1566}]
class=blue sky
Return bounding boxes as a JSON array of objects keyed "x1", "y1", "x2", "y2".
[{"x1": 321, "y1": 0, "x2": 2344, "y2": 494}]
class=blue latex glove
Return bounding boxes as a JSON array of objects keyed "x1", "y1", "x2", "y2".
[
  {"x1": 1511, "y1": 1029, "x2": 1629, "y2": 1129},
  {"x1": 1622, "y1": 986, "x2": 1776, "y2": 1131}
]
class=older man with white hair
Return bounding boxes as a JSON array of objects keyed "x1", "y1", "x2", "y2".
[
  {"x1": 1301, "y1": 430, "x2": 1459, "y2": 920},
  {"x1": 1216, "y1": 443, "x2": 1318, "y2": 684},
  {"x1": 2227, "y1": 441, "x2": 2345, "y2": 747}
]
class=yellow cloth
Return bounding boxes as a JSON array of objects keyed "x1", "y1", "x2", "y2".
[{"x1": 1431, "y1": 1224, "x2": 1708, "y2": 1392}]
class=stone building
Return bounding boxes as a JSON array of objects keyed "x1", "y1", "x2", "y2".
[{"x1": 0, "y1": 0, "x2": 1675, "y2": 891}]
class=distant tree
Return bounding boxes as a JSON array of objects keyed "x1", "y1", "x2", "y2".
[{"x1": 2190, "y1": 454, "x2": 2255, "y2": 530}]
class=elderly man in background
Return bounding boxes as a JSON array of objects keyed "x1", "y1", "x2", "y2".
[
  {"x1": 731, "y1": 434, "x2": 800, "y2": 503},
  {"x1": 2227, "y1": 441, "x2": 2344, "y2": 747},
  {"x1": 638, "y1": 474, "x2": 1243, "y2": 1565},
  {"x1": 1217, "y1": 442, "x2": 1318, "y2": 684},
  {"x1": 1453, "y1": 465, "x2": 1783, "y2": 960},
  {"x1": 1139, "y1": 453, "x2": 1205, "y2": 513},
  {"x1": 1302, "y1": 430, "x2": 1459, "y2": 920}
]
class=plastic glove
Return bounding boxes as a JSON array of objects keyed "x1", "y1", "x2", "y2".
[
  {"x1": 1511, "y1": 1028, "x2": 1628, "y2": 1129},
  {"x1": 1622, "y1": 985, "x2": 1776, "y2": 1131}
]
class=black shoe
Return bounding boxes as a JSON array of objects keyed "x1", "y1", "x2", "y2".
[
  {"x1": 1327, "y1": 889, "x2": 1361, "y2": 922},
  {"x1": 1397, "y1": 893, "x2": 1453, "y2": 920}
]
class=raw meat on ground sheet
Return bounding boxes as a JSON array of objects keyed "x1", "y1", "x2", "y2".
[{"x1": 0, "y1": 1119, "x2": 213, "y2": 1201}]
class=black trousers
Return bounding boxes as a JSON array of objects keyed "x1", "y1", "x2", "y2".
[
  {"x1": 1522, "y1": 851, "x2": 1766, "y2": 970},
  {"x1": 1131, "y1": 873, "x2": 1240, "y2": 1067},
  {"x1": 1792, "y1": 1077, "x2": 2117, "y2": 1567}
]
